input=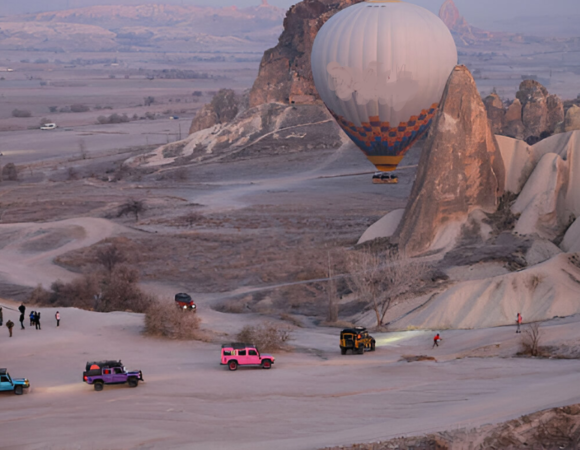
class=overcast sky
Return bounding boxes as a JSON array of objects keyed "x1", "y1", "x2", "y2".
[{"x1": 2, "y1": 0, "x2": 580, "y2": 28}]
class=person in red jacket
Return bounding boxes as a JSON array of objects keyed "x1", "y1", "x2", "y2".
[
  {"x1": 432, "y1": 333, "x2": 441, "y2": 348},
  {"x1": 516, "y1": 313, "x2": 522, "y2": 334}
]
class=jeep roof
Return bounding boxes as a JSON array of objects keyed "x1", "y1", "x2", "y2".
[
  {"x1": 0, "y1": 369, "x2": 7, "y2": 375},
  {"x1": 221, "y1": 343, "x2": 256, "y2": 350},
  {"x1": 85, "y1": 361, "x2": 123, "y2": 371},
  {"x1": 341, "y1": 327, "x2": 367, "y2": 334}
]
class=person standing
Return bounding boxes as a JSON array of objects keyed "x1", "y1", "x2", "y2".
[
  {"x1": 516, "y1": 313, "x2": 522, "y2": 334},
  {"x1": 432, "y1": 333, "x2": 441, "y2": 348},
  {"x1": 55, "y1": 311, "x2": 60, "y2": 327},
  {"x1": 35, "y1": 311, "x2": 41, "y2": 330},
  {"x1": 0, "y1": 306, "x2": 3, "y2": 327},
  {"x1": 18, "y1": 303, "x2": 26, "y2": 329},
  {"x1": 29, "y1": 311, "x2": 35, "y2": 327},
  {"x1": 6, "y1": 320, "x2": 14, "y2": 337}
]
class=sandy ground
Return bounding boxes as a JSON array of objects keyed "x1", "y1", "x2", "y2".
[{"x1": 2, "y1": 301, "x2": 580, "y2": 450}]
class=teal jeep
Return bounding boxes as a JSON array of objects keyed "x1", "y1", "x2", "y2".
[{"x1": 0, "y1": 368, "x2": 30, "y2": 395}]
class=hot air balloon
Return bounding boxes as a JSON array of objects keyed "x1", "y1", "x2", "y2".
[{"x1": 311, "y1": 0, "x2": 457, "y2": 172}]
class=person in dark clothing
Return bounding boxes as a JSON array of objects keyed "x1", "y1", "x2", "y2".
[
  {"x1": 6, "y1": 320, "x2": 14, "y2": 337},
  {"x1": 432, "y1": 333, "x2": 441, "y2": 348},
  {"x1": 18, "y1": 303, "x2": 26, "y2": 315},
  {"x1": 19, "y1": 313, "x2": 25, "y2": 329},
  {"x1": 35, "y1": 311, "x2": 41, "y2": 330},
  {"x1": 29, "y1": 311, "x2": 35, "y2": 327},
  {"x1": 0, "y1": 306, "x2": 3, "y2": 327}
]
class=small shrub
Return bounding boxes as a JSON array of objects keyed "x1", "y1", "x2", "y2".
[
  {"x1": 48, "y1": 106, "x2": 58, "y2": 113},
  {"x1": 520, "y1": 322, "x2": 542, "y2": 357},
  {"x1": 70, "y1": 104, "x2": 90, "y2": 113},
  {"x1": 117, "y1": 199, "x2": 146, "y2": 221},
  {"x1": 144, "y1": 301, "x2": 201, "y2": 340},
  {"x1": 96, "y1": 243, "x2": 127, "y2": 272},
  {"x1": 2, "y1": 163, "x2": 18, "y2": 181},
  {"x1": 12, "y1": 109, "x2": 32, "y2": 118},
  {"x1": 236, "y1": 323, "x2": 291, "y2": 352}
]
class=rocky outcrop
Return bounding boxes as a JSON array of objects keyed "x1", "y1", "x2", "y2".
[
  {"x1": 395, "y1": 66, "x2": 505, "y2": 256},
  {"x1": 556, "y1": 105, "x2": 580, "y2": 134},
  {"x1": 484, "y1": 93, "x2": 505, "y2": 135},
  {"x1": 249, "y1": 0, "x2": 364, "y2": 108},
  {"x1": 487, "y1": 81, "x2": 564, "y2": 143},
  {"x1": 189, "y1": 89, "x2": 241, "y2": 135},
  {"x1": 131, "y1": 104, "x2": 344, "y2": 168},
  {"x1": 439, "y1": 0, "x2": 497, "y2": 46}
]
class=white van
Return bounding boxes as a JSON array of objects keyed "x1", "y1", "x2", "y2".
[{"x1": 40, "y1": 123, "x2": 57, "y2": 130}]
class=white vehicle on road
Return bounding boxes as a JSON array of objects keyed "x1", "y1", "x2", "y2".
[{"x1": 40, "y1": 123, "x2": 57, "y2": 130}]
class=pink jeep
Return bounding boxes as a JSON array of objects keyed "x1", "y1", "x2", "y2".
[{"x1": 220, "y1": 343, "x2": 275, "y2": 371}]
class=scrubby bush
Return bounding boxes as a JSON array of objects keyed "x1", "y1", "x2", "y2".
[
  {"x1": 236, "y1": 323, "x2": 291, "y2": 352},
  {"x1": 520, "y1": 322, "x2": 542, "y2": 357},
  {"x1": 12, "y1": 109, "x2": 32, "y2": 118},
  {"x1": 27, "y1": 266, "x2": 153, "y2": 313},
  {"x1": 70, "y1": 104, "x2": 90, "y2": 113},
  {"x1": 118, "y1": 199, "x2": 146, "y2": 221},
  {"x1": 2, "y1": 163, "x2": 18, "y2": 181},
  {"x1": 144, "y1": 301, "x2": 200, "y2": 339}
]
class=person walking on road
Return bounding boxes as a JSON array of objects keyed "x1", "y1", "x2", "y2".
[
  {"x1": 432, "y1": 333, "x2": 441, "y2": 348},
  {"x1": 516, "y1": 312, "x2": 522, "y2": 334},
  {"x1": 6, "y1": 320, "x2": 14, "y2": 337},
  {"x1": 0, "y1": 306, "x2": 3, "y2": 327},
  {"x1": 35, "y1": 311, "x2": 41, "y2": 330},
  {"x1": 55, "y1": 311, "x2": 60, "y2": 327}
]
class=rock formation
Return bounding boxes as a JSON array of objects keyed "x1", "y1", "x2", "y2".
[
  {"x1": 484, "y1": 93, "x2": 505, "y2": 135},
  {"x1": 438, "y1": 0, "x2": 496, "y2": 46},
  {"x1": 485, "y1": 81, "x2": 564, "y2": 143},
  {"x1": 249, "y1": 0, "x2": 364, "y2": 108},
  {"x1": 132, "y1": 104, "x2": 343, "y2": 168},
  {"x1": 556, "y1": 105, "x2": 580, "y2": 133},
  {"x1": 395, "y1": 66, "x2": 505, "y2": 256},
  {"x1": 189, "y1": 89, "x2": 241, "y2": 135}
]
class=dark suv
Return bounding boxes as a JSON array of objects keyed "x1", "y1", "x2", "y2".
[
  {"x1": 340, "y1": 327, "x2": 376, "y2": 354},
  {"x1": 83, "y1": 360, "x2": 144, "y2": 391}
]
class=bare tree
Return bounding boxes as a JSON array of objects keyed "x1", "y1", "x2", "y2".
[
  {"x1": 117, "y1": 199, "x2": 146, "y2": 222},
  {"x1": 521, "y1": 322, "x2": 542, "y2": 356},
  {"x1": 346, "y1": 248, "x2": 425, "y2": 327},
  {"x1": 96, "y1": 243, "x2": 127, "y2": 273}
]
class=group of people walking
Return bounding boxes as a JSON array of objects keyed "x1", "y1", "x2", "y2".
[{"x1": 2, "y1": 304, "x2": 61, "y2": 337}]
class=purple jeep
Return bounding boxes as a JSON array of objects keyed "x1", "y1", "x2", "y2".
[
  {"x1": 220, "y1": 343, "x2": 275, "y2": 371},
  {"x1": 83, "y1": 360, "x2": 143, "y2": 391}
]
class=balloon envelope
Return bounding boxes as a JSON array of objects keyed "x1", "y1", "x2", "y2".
[{"x1": 311, "y1": 0, "x2": 457, "y2": 171}]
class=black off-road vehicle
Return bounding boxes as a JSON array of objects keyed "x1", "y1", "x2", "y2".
[{"x1": 340, "y1": 327, "x2": 376, "y2": 354}]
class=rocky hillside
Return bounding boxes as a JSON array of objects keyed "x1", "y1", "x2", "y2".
[
  {"x1": 438, "y1": 0, "x2": 504, "y2": 46},
  {"x1": 0, "y1": 4, "x2": 285, "y2": 52}
]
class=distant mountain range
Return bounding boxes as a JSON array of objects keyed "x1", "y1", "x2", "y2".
[{"x1": 0, "y1": 3, "x2": 286, "y2": 52}]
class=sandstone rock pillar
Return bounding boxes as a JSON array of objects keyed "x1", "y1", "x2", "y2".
[{"x1": 395, "y1": 65, "x2": 505, "y2": 256}]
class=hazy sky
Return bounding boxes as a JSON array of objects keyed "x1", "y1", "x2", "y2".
[{"x1": 2, "y1": 0, "x2": 580, "y2": 28}]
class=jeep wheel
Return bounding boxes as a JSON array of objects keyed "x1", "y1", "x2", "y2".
[
  {"x1": 228, "y1": 361, "x2": 238, "y2": 371},
  {"x1": 261, "y1": 360, "x2": 272, "y2": 369},
  {"x1": 371, "y1": 341, "x2": 376, "y2": 351},
  {"x1": 14, "y1": 385, "x2": 23, "y2": 395},
  {"x1": 94, "y1": 382, "x2": 104, "y2": 392},
  {"x1": 128, "y1": 378, "x2": 139, "y2": 388},
  {"x1": 340, "y1": 347, "x2": 347, "y2": 355},
  {"x1": 358, "y1": 346, "x2": 364, "y2": 355}
]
